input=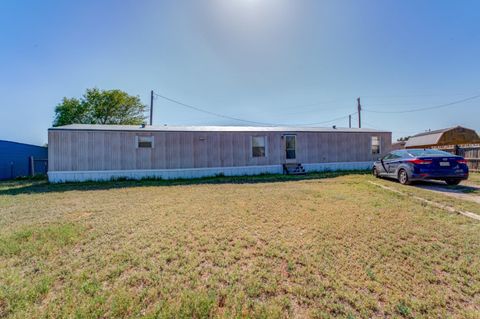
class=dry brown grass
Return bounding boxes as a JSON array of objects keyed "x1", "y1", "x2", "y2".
[
  {"x1": 469, "y1": 172, "x2": 480, "y2": 185},
  {"x1": 0, "y1": 174, "x2": 479, "y2": 318}
]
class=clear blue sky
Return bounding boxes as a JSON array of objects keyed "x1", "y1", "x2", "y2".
[{"x1": 1, "y1": 0, "x2": 479, "y2": 145}]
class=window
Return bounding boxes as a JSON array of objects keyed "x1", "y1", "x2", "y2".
[
  {"x1": 137, "y1": 136, "x2": 153, "y2": 148},
  {"x1": 371, "y1": 136, "x2": 380, "y2": 155},
  {"x1": 252, "y1": 136, "x2": 266, "y2": 157},
  {"x1": 394, "y1": 150, "x2": 411, "y2": 158},
  {"x1": 390, "y1": 151, "x2": 402, "y2": 159},
  {"x1": 382, "y1": 153, "x2": 394, "y2": 160},
  {"x1": 407, "y1": 149, "x2": 453, "y2": 157},
  {"x1": 285, "y1": 135, "x2": 296, "y2": 160}
]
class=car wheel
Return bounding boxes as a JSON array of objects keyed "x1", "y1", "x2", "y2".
[
  {"x1": 372, "y1": 167, "x2": 380, "y2": 178},
  {"x1": 445, "y1": 179, "x2": 461, "y2": 186},
  {"x1": 398, "y1": 169, "x2": 411, "y2": 185}
]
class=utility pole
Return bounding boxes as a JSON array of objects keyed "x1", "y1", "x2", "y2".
[
  {"x1": 349, "y1": 114, "x2": 352, "y2": 128},
  {"x1": 357, "y1": 97, "x2": 362, "y2": 128},
  {"x1": 150, "y1": 90, "x2": 154, "y2": 126}
]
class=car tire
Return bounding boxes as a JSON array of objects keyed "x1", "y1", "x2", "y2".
[
  {"x1": 398, "y1": 169, "x2": 411, "y2": 185},
  {"x1": 445, "y1": 179, "x2": 461, "y2": 186},
  {"x1": 373, "y1": 167, "x2": 380, "y2": 178}
]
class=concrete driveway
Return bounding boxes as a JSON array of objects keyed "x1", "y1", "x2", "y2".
[{"x1": 411, "y1": 180, "x2": 480, "y2": 204}]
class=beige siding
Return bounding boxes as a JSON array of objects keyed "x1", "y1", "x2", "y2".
[{"x1": 48, "y1": 130, "x2": 392, "y2": 172}]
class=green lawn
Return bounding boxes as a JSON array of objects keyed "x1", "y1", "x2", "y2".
[{"x1": 0, "y1": 173, "x2": 479, "y2": 318}]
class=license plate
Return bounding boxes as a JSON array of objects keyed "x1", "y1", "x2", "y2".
[{"x1": 440, "y1": 162, "x2": 450, "y2": 167}]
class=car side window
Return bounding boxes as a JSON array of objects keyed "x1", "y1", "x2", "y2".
[
  {"x1": 382, "y1": 154, "x2": 393, "y2": 160},
  {"x1": 399, "y1": 150, "x2": 411, "y2": 158},
  {"x1": 391, "y1": 151, "x2": 402, "y2": 159},
  {"x1": 383, "y1": 152, "x2": 401, "y2": 160}
]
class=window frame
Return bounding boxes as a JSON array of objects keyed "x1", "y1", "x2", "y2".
[
  {"x1": 284, "y1": 134, "x2": 297, "y2": 160},
  {"x1": 251, "y1": 135, "x2": 267, "y2": 158},
  {"x1": 136, "y1": 135, "x2": 154, "y2": 149},
  {"x1": 371, "y1": 136, "x2": 381, "y2": 155}
]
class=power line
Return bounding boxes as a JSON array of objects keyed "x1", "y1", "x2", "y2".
[
  {"x1": 360, "y1": 88, "x2": 480, "y2": 99},
  {"x1": 361, "y1": 120, "x2": 383, "y2": 130},
  {"x1": 299, "y1": 114, "x2": 355, "y2": 126},
  {"x1": 362, "y1": 120, "x2": 438, "y2": 135},
  {"x1": 265, "y1": 98, "x2": 354, "y2": 112},
  {"x1": 153, "y1": 92, "x2": 356, "y2": 127},
  {"x1": 363, "y1": 93, "x2": 480, "y2": 114},
  {"x1": 267, "y1": 105, "x2": 352, "y2": 117},
  {"x1": 153, "y1": 92, "x2": 282, "y2": 126}
]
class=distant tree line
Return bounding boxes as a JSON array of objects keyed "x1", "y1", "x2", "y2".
[{"x1": 397, "y1": 136, "x2": 412, "y2": 142}]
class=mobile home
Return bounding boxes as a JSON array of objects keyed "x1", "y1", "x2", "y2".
[{"x1": 48, "y1": 124, "x2": 391, "y2": 182}]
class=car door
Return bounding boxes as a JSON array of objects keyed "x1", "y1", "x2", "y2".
[
  {"x1": 378, "y1": 153, "x2": 393, "y2": 176},
  {"x1": 387, "y1": 151, "x2": 402, "y2": 175}
]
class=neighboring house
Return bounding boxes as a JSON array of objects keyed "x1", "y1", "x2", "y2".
[
  {"x1": 391, "y1": 141, "x2": 406, "y2": 150},
  {"x1": 47, "y1": 124, "x2": 392, "y2": 182},
  {"x1": 0, "y1": 140, "x2": 48, "y2": 180},
  {"x1": 405, "y1": 126, "x2": 480, "y2": 171},
  {"x1": 405, "y1": 126, "x2": 480, "y2": 149}
]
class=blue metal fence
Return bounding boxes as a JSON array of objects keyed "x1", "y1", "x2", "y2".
[{"x1": 0, "y1": 140, "x2": 48, "y2": 180}]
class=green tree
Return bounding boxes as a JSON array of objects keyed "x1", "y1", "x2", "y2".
[
  {"x1": 53, "y1": 88, "x2": 146, "y2": 126},
  {"x1": 397, "y1": 136, "x2": 412, "y2": 142}
]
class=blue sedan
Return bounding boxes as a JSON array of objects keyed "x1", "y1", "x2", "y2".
[{"x1": 372, "y1": 149, "x2": 469, "y2": 185}]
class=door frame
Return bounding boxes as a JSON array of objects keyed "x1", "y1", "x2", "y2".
[{"x1": 284, "y1": 134, "x2": 297, "y2": 163}]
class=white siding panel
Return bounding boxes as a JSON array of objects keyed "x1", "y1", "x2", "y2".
[
  {"x1": 48, "y1": 162, "x2": 372, "y2": 183},
  {"x1": 48, "y1": 165, "x2": 283, "y2": 183},
  {"x1": 303, "y1": 161, "x2": 373, "y2": 172}
]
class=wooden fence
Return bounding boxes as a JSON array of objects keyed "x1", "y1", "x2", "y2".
[
  {"x1": 460, "y1": 146, "x2": 479, "y2": 171},
  {"x1": 434, "y1": 144, "x2": 480, "y2": 172}
]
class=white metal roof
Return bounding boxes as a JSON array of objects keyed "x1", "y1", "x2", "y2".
[
  {"x1": 405, "y1": 132, "x2": 444, "y2": 147},
  {"x1": 49, "y1": 124, "x2": 390, "y2": 133}
]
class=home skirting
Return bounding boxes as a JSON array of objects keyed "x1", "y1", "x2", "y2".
[{"x1": 48, "y1": 161, "x2": 373, "y2": 183}]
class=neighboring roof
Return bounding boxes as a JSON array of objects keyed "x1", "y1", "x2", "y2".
[
  {"x1": 405, "y1": 132, "x2": 445, "y2": 148},
  {"x1": 49, "y1": 124, "x2": 389, "y2": 133},
  {"x1": 0, "y1": 140, "x2": 47, "y2": 149},
  {"x1": 405, "y1": 126, "x2": 479, "y2": 147},
  {"x1": 408, "y1": 127, "x2": 454, "y2": 138}
]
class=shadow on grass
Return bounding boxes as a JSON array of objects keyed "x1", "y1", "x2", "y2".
[
  {"x1": 411, "y1": 180, "x2": 480, "y2": 194},
  {"x1": 0, "y1": 170, "x2": 369, "y2": 196}
]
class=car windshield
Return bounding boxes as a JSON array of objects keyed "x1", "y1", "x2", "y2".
[{"x1": 407, "y1": 149, "x2": 454, "y2": 157}]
